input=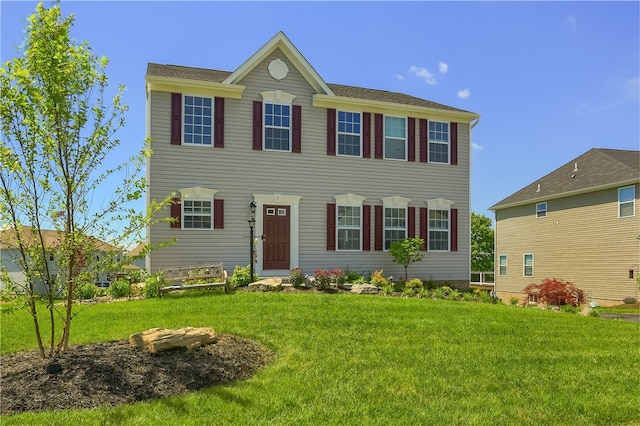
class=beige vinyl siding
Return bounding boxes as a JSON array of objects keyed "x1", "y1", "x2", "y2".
[
  {"x1": 494, "y1": 184, "x2": 640, "y2": 302},
  {"x1": 148, "y1": 49, "x2": 471, "y2": 281}
]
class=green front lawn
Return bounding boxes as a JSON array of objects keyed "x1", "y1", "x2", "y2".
[{"x1": 2, "y1": 292, "x2": 639, "y2": 425}]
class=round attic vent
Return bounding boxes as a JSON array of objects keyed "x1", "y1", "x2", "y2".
[{"x1": 268, "y1": 59, "x2": 289, "y2": 80}]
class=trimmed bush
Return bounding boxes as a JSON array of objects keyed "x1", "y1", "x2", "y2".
[
  {"x1": 523, "y1": 278, "x2": 585, "y2": 307},
  {"x1": 109, "y1": 279, "x2": 131, "y2": 298}
]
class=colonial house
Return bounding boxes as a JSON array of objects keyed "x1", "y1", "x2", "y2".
[
  {"x1": 0, "y1": 226, "x2": 120, "y2": 294},
  {"x1": 145, "y1": 32, "x2": 480, "y2": 286},
  {"x1": 490, "y1": 148, "x2": 640, "y2": 304}
]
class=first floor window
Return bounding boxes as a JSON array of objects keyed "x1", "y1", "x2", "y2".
[
  {"x1": 265, "y1": 103, "x2": 290, "y2": 151},
  {"x1": 536, "y1": 202, "x2": 547, "y2": 218},
  {"x1": 429, "y1": 209, "x2": 449, "y2": 251},
  {"x1": 523, "y1": 253, "x2": 534, "y2": 277},
  {"x1": 184, "y1": 95, "x2": 213, "y2": 145},
  {"x1": 337, "y1": 205, "x2": 361, "y2": 250},
  {"x1": 384, "y1": 116, "x2": 406, "y2": 160},
  {"x1": 498, "y1": 255, "x2": 507, "y2": 276},
  {"x1": 183, "y1": 199, "x2": 212, "y2": 229},
  {"x1": 429, "y1": 121, "x2": 449, "y2": 163},
  {"x1": 619, "y1": 186, "x2": 635, "y2": 218},
  {"x1": 338, "y1": 111, "x2": 361, "y2": 156},
  {"x1": 384, "y1": 207, "x2": 406, "y2": 249}
]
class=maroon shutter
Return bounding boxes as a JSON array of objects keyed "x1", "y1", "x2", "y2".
[
  {"x1": 408, "y1": 117, "x2": 416, "y2": 162},
  {"x1": 327, "y1": 203, "x2": 336, "y2": 250},
  {"x1": 170, "y1": 198, "x2": 181, "y2": 228},
  {"x1": 374, "y1": 205, "x2": 383, "y2": 251},
  {"x1": 214, "y1": 97, "x2": 224, "y2": 148},
  {"x1": 213, "y1": 199, "x2": 224, "y2": 229},
  {"x1": 419, "y1": 119, "x2": 428, "y2": 162},
  {"x1": 362, "y1": 204, "x2": 371, "y2": 251},
  {"x1": 374, "y1": 114, "x2": 383, "y2": 159},
  {"x1": 253, "y1": 101, "x2": 263, "y2": 150},
  {"x1": 327, "y1": 108, "x2": 336, "y2": 155},
  {"x1": 171, "y1": 93, "x2": 182, "y2": 145},
  {"x1": 450, "y1": 122, "x2": 458, "y2": 165},
  {"x1": 292, "y1": 105, "x2": 302, "y2": 153},
  {"x1": 450, "y1": 208, "x2": 458, "y2": 251},
  {"x1": 408, "y1": 207, "x2": 416, "y2": 238},
  {"x1": 420, "y1": 207, "x2": 428, "y2": 251},
  {"x1": 362, "y1": 112, "x2": 371, "y2": 158}
]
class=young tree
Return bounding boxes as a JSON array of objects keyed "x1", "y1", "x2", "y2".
[
  {"x1": 471, "y1": 212, "x2": 494, "y2": 273},
  {"x1": 0, "y1": 2, "x2": 168, "y2": 358},
  {"x1": 389, "y1": 237, "x2": 425, "y2": 281}
]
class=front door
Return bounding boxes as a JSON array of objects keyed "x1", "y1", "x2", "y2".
[{"x1": 263, "y1": 205, "x2": 290, "y2": 270}]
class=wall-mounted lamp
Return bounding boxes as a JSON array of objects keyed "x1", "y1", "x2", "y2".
[{"x1": 250, "y1": 200, "x2": 257, "y2": 215}]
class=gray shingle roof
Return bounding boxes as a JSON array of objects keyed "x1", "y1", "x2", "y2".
[
  {"x1": 146, "y1": 63, "x2": 472, "y2": 114},
  {"x1": 490, "y1": 148, "x2": 640, "y2": 210}
]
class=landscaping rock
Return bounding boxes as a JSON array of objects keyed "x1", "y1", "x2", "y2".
[
  {"x1": 129, "y1": 327, "x2": 217, "y2": 353},
  {"x1": 248, "y1": 278, "x2": 283, "y2": 292},
  {"x1": 350, "y1": 284, "x2": 379, "y2": 294}
]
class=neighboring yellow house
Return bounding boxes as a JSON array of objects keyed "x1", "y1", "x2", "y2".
[{"x1": 490, "y1": 148, "x2": 639, "y2": 305}]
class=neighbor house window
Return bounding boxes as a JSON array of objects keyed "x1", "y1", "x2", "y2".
[
  {"x1": 183, "y1": 199, "x2": 213, "y2": 229},
  {"x1": 264, "y1": 103, "x2": 291, "y2": 151},
  {"x1": 429, "y1": 121, "x2": 449, "y2": 163},
  {"x1": 619, "y1": 186, "x2": 635, "y2": 218},
  {"x1": 337, "y1": 111, "x2": 361, "y2": 156},
  {"x1": 523, "y1": 253, "x2": 534, "y2": 277},
  {"x1": 429, "y1": 209, "x2": 449, "y2": 251},
  {"x1": 337, "y1": 206, "x2": 361, "y2": 250},
  {"x1": 384, "y1": 207, "x2": 406, "y2": 249},
  {"x1": 536, "y1": 202, "x2": 547, "y2": 218},
  {"x1": 498, "y1": 255, "x2": 507, "y2": 276},
  {"x1": 183, "y1": 95, "x2": 213, "y2": 145},
  {"x1": 384, "y1": 116, "x2": 406, "y2": 160}
]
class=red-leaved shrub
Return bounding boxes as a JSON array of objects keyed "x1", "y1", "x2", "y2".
[{"x1": 522, "y1": 278, "x2": 585, "y2": 307}]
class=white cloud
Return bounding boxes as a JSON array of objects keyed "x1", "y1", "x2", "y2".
[
  {"x1": 409, "y1": 65, "x2": 437, "y2": 85},
  {"x1": 457, "y1": 89, "x2": 470, "y2": 99},
  {"x1": 439, "y1": 62, "x2": 448, "y2": 74},
  {"x1": 395, "y1": 74, "x2": 405, "y2": 81},
  {"x1": 471, "y1": 143, "x2": 484, "y2": 151},
  {"x1": 567, "y1": 16, "x2": 577, "y2": 29}
]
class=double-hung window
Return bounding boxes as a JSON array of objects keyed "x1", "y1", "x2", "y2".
[
  {"x1": 619, "y1": 186, "x2": 635, "y2": 218},
  {"x1": 384, "y1": 116, "x2": 406, "y2": 160},
  {"x1": 536, "y1": 202, "x2": 547, "y2": 218},
  {"x1": 337, "y1": 111, "x2": 361, "y2": 156},
  {"x1": 498, "y1": 255, "x2": 508, "y2": 276},
  {"x1": 523, "y1": 254, "x2": 534, "y2": 277},
  {"x1": 384, "y1": 207, "x2": 406, "y2": 249},
  {"x1": 183, "y1": 199, "x2": 213, "y2": 229},
  {"x1": 429, "y1": 209, "x2": 449, "y2": 251},
  {"x1": 429, "y1": 121, "x2": 449, "y2": 163},
  {"x1": 264, "y1": 103, "x2": 291, "y2": 151},
  {"x1": 337, "y1": 206, "x2": 361, "y2": 250},
  {"x1": 183, "y1": 95, "x2": 213, "y2": 145}
]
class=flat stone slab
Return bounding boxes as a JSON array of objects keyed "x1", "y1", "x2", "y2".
[
  {"x1": 129, "y1": 327, "x2": 217, "y2": 353},
  {"x1": 248, "y1": 278, "x2": 283, "y2": 291},
  {"x1": 350, "y1": 284, "x2": 379, "y2": 294}
]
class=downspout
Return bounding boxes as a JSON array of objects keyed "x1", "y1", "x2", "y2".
[{"x1": 468, "y1": 116, "x2": 480, "y2": 288}]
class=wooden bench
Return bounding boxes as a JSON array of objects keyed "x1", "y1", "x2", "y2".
[{"x1": 159, "y1": 264, "x2": 228, "y2": 297}]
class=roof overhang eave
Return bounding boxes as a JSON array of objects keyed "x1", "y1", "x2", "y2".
[{"x1": 146, "y1": 75, "x2": 245, "y2": 99}]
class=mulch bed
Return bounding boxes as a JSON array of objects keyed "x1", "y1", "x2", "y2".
[{"x1": 1, "y1": 333, "x2": 274, "y2": 415}]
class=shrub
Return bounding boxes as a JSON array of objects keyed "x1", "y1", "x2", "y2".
[
  {"x1": 142, "y1": 273, "x2": 164, "y2": 298},
  {"x1": 369, "y1": 270, "x2": 389, "y2": 287},
  {"x1": 289, "y1": 267, "x2": 306, "y2": 287},
  {"x1": 416, "y1": 287, "x2": 429, "y2": 299},
  {"x1": 344, "y1": 270, "x2": 365, "y2": 284},
  {"x1": 561, "y1": 304, "x2": 580, "y2": 314},
  {"x1": 522, "y1": 278, "x2": 585, "y2": 307},
  {"x1": 313, "y1": 269, "x2": 332, "y2": 291},
  {"x1": 405, "y1": 278, "x2": 424, "y2": 291},
  {"x1": 509, "y1": 296, "x2": 520, "y2": 307},
  {"x1": 228, "y1": 265, "x2": 258, "y2": 288},
  {"x1": 109, "y1": 279, "x2": 131, "y2": 298},
  {"x1": 75, "y1": 282, "x2": 98, "y2": 300}
]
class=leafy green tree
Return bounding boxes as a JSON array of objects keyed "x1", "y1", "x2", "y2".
[
  {"x1": 0, "y1": 2, "x2": 168, "y2": 358},
  {"x1": 471, "y1": 212, "x2": 494, "y2": 272},
  {"x1": 389, "y1": 237, "x2": 425, "y2": 281}
]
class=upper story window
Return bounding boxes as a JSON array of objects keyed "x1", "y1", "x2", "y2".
[
  {"x1": 536, "y1": 202, "x2": 547, "y2": 218},
  {"x1": 337, "y1": 111, "x2": 361, "y2": 156},
  {"x1": 384, "y1": 116, "x2": 406, "y2": 160},
  {"x1": 619, "y1": 186, "x2": 635, "y2": 218},
  {"x1": 335, "y1": 194, "x2": 366, "y2": 251},
  {"x1": 264, "y1": 103, "x2": 291, "y2": 151},
  {"x1": 429, "y1": 121, "x2": 449, "y2": 164},
  {"x1": 183, "y1": 95, "x2": 213, "y2": 145},
  {"x1": 498, "y1": 255, "x2": 508, "y2": 276},
  {"x1": 523, "y1": 253, "x2": 534, "y2": 277}
]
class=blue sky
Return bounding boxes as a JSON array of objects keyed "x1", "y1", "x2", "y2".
[{"x1": 2, "y1": 1, "x2": 639, "y2": 224}]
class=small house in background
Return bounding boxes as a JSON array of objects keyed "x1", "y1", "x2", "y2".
[
  {"x1": 145, "y1": 32, "x2": 480, "y2": 286},
  {"x1": 490, "y1": 148, "x2": 640, "y2": 305},
  {"x1": 0, "y1": 226, "x2": 121, "y2": 294},
  {"x1": 125, "y1": 242, "x2": 147, "y2": 271}
]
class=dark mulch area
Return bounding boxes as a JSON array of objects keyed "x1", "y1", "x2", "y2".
[{"x1": 1, "y1": 333, "x2": 274, "y2": 415}]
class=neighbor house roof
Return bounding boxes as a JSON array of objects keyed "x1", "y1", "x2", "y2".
[
  {"x1": 0, "y1": 226, "x2": 118, "y2": 252},
  {"x1": 490, "y1": 148, "x2": 640, "y2": 210}
]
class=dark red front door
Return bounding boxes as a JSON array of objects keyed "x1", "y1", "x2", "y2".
[{"x1": 263, "y1": 205, "x2": 290, "y2": 270}]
